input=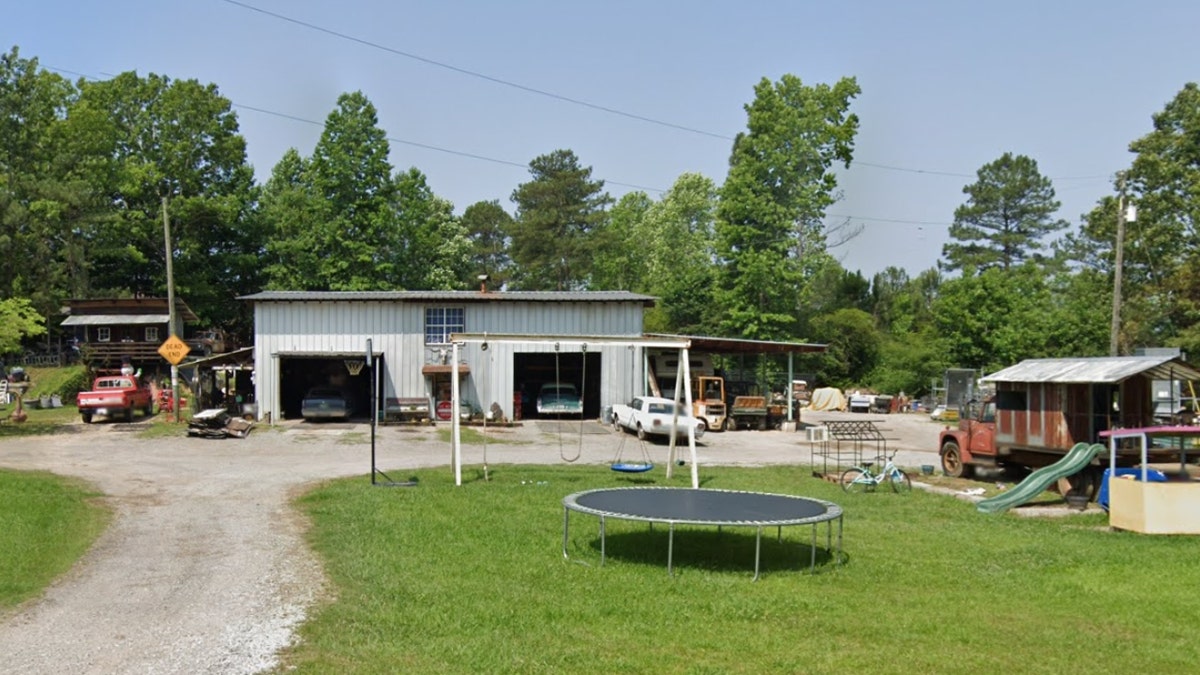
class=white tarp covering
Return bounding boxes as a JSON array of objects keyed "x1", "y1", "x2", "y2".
[{"x1": 807, "y1": 387, "x2": 846, "y2": 411}]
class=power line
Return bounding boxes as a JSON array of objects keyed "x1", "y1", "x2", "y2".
[
  {"x1": 231, "y1": 103, "x2": 668, "y2": 193},
  {"x1": 42, "y1": 63, "x2": 665, "y2": 193},
  {"x1": 217, "y1": 0, "x2": 730, "y2": 141},
  {"x1": 826, "y1": 213, "x2": 951, "y2": 227},
  {"x1": 38, "y1": 63, "x2": 1112, "y2": 221},
  {"x1": 216, "y1": 0, "x2": 1107, "y2": 183}
]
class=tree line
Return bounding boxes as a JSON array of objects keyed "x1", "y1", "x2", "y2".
[{"x1": 3, "y1": 45, "x2": 1198, "y2": 396}]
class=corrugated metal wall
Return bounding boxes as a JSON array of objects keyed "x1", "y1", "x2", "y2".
[{"x1": 253, "y1": 299, "x2": 648, "y2": 422}]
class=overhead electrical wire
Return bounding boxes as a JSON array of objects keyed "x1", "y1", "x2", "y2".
[
  {"x1": 42, "y1": 64, "x2": 1111, "y2": 225},
  {"x1": 216, "y1": 0, "x2": 1109, "y2": 184}
]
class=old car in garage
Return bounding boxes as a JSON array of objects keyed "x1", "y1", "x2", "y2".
[{"x1": 301, "y1": 386, "x2": 353, "y2": 421}]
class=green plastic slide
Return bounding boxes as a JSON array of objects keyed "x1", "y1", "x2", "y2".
[{"x1": 976, "y1": 442, "x2": 1105, "y2": 514}]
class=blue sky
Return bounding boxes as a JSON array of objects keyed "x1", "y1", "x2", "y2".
[{"x1": 8, "y1": 0, "x2": 1199, "y2": 277}]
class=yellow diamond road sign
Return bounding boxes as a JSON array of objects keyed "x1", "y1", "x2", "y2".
[{"x1": 158, "y1": 335, "x2": 191, "y2": 365}]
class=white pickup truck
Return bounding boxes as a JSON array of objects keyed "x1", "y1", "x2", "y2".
[{"x1": 611, "y1": 395, "x2": 706, "y2": 441}]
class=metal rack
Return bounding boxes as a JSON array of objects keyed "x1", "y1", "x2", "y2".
[{"x1": 808, "y1": 420, "x2": 891, "y2": 480}]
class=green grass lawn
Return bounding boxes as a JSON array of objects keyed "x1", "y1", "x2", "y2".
[
  {"x1": 0, "y1": 469, "x2": 110, "y2": 609},
  {"x1": 285, "y1": 464, "x2": 1200, "y2": 674}
]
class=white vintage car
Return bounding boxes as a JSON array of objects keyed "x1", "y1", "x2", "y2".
[{"x1": 611, "y1": 395, "x2": 706, "y2": 441}]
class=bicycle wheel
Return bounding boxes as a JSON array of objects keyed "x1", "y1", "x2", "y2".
[
  {"x1": 840, "y1": 469, "x2": 872, "y2": 493},
  {"x1": 888, "y1": 469, "x2": 912, "y2": 493}
]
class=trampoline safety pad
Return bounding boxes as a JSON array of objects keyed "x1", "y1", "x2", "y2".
[{"x1": 562, "y1": 487, "x2": 843, "y2": 580}]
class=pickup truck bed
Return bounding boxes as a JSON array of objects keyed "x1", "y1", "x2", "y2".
[{"x1": 77, "y1": 375, "x2": 154, "y2": 423}]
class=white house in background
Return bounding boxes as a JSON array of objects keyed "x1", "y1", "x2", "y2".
[{"x1": 239, "y1": 289, "x2": 657, "y2": 423}]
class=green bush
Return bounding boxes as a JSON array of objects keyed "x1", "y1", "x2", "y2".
[{"x1": 53, "y1": 367, "x2": 90, "y2": 400}]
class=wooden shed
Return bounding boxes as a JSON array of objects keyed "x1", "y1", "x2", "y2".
[{"x1": 982, "y1": 355, "x2": 1200, "y2": 455}]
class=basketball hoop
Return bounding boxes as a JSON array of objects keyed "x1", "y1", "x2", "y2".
[{"x1": 345, "y1": 359, "x2": 366, "y2": 376}]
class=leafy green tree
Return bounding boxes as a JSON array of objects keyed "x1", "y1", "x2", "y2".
[
  {"x1": 1120, "y1": 83, "x2": 1200, "y2": 352},
  {"x1": 0, "y1": 47, "x2": 95, "y2": 330},
  {"x1": 509, "y1": 149, "x2": 612, "y2": 290},
  {"x1": 296, "y1": 91, "x2": 399, "y2": 290},
  {"x1": 261, "y1": 148, "x2": 323, "y2": 290},
  {"x1": 931, "y1": 264, "x2": 1061, "y2": 371},
  {"x1": 715, "y1": 74, "x2": 860, "y2": 340},
  {"x1": 809, "y1": 308, "x2": 881, "y2": 388},
  {"x1": 460, "y1": 200, "x2": 514, "y2": 288},
  {"x1": 639, "y1": 174, "x2": 720, "y2": 332},
  {"x1": 0, "y1": 297, "x2": 46, "y2": 355},
  {"x1": 262, "y1": 95, "x2": 468, "y2": 292},
  {"x1": 60, "y1": 70, "x2": 259, "y2": 333},
  {"x1": 588, "y1": 190, "x2": 653, "y2": 292},
  {"x1": 869, "y1": 331, "x2": 949, "y2": 398},
  {"x1": 942, "y1": 153, "x2": 1068, "y2": 273},
  {"x1": 1041, "y1": 264, "x2": 1111, "y2": 357},
  {"x1": 392, "y1": 167, "x2": 469, "y2": 290}
]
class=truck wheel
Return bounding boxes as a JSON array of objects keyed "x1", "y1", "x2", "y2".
[
  {"x1": 941, "y1": 441, "x2": 973, "y2": 478},
  {"x1": 724, "y1": 417, "x2": 737, "y2": 431},
  {"x1": 81, "y1": 413, "x2": 93, "y2": 424},
  {"x1": 636, "y1": 424, "x2": 647, "y2": 441},
  {"x1": 124, "y1": 408, "x2": 134, "y2": 423},
  {"x1": 144, "y1": 402, "x2": 154, "y2": 416},
  {"x1": 611, "y1": 414, "x2": 621, "y2": 431}
]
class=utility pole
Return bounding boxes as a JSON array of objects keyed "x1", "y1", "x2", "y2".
[
  {"x1": 1109, "y1": 173, "x2": 1127, "y2": 357},
  {"x1": 163, "y1": 195, "x2": 180, "y2": 421}
]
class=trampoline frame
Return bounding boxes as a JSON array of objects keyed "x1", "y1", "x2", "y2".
[{"x1": 562, "y1": 487, "x2": 843, "y2": 580}]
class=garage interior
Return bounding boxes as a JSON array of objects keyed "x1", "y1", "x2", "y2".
[
  {"x1": 279, "y1": 355, "x2": 378, "y2": 420},
  {"x1": 513, "y1": 351, "x2": 601, "y2": 419}
]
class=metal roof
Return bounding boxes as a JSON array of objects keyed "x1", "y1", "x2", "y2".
[
  {"x1": 239, "y1": 290, "x2": 656, "y2": 306},
  {"x1": 61, "y1": 314, "x2": 169, "y2": 326},
  {"x1": 982, "y1": 355, "x2": 1200, "y2": 384},
  {"x1": 644, "y1": 333, "x2": 827, "y2": 355}
]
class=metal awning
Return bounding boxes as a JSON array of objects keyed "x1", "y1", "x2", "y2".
[
  {"x1": 61, "y1": 314, "x2": 169, "y2": 326},
  {"x1": 644, "y1": 333, "x2": 826, "y2": 355},
  {"x1": 983, "y1": 356, "x2": 1200, "y2": 384}
]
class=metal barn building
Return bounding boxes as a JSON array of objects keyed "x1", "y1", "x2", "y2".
[{"x1": 240, "y1": 289, "x2": 656, "y2": 423}]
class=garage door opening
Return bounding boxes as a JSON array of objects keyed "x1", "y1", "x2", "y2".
[
  {"x1": 279, "y1": 355, "x2": 379, "y2": 421},
  {"x1": 513, "y1": 351, "x2": 601, "y2": 419}
]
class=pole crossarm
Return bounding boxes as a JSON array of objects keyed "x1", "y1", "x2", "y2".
[{"x1": 449, "y1": 333, "x2": 691, "y2": 350}]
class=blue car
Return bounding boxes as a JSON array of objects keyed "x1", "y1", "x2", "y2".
[{"x1": 301, "y1": 387, "x2": 352, "y2": 421}]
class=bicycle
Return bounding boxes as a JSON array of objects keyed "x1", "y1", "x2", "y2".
[{"x1": 840, "y1": 451, "x2": 912, "y2": 493}]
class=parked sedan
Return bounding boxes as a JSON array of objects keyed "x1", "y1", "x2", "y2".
[
  {"x1": 301, "y1": 387, "x2": 352, "y2": 421},
  {"x1": 611, "y1": 396, "x2": 706, "y2": 441}
]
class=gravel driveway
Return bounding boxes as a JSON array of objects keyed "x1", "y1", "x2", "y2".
[{"x1": 0, "y1": 411, "x2": 942, "y2": 673}]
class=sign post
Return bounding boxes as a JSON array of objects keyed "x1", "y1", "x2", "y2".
[{"x1": 158, "y1": 336, "x2": 190, "y2": 421}]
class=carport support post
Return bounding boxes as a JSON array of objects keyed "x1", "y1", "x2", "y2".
[
  {"x1": 452, "y1": 341, "x2": 462, "y2": 486},
  {"x1": 787, "y1": 353, "x2": 794, "y2": 422}
]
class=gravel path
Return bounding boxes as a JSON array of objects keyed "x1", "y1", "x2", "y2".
[{"x1": 0, "y1": 412, "x2": 943, "y2": 673}]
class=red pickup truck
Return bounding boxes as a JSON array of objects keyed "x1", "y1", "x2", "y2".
[{"x1": 77, "y1": 375, "x2": 154, "y2": 423}]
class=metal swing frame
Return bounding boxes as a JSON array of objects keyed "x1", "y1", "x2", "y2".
[{"x1": 447, "y1": 333, "x2": 699, "y2": 487}]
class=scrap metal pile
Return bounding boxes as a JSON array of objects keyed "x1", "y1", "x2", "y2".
[{"x1": 187, "y1": 408, "x2": 255, "y2": 439}]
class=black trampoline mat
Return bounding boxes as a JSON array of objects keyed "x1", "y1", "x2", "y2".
[{"x1": 567, "y1": 487, "x2": 838, "y2": 527}]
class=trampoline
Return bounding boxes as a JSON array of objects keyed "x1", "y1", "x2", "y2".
[{"x1": 562, "y1": 487, "x2": 843, "y2": 580}]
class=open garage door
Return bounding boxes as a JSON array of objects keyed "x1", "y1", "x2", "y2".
[
  {"x1": 513, "y1": 351, "x2": 601, "y2": 419},
  {"x1": 278, "y1": 354, "x2": 378, "y2": 421}
]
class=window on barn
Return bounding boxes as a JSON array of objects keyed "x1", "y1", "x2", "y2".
[
  {"x1": 995, "y1": 390, "x2": 1027, "y2": 411},
  {"x1": 424, "y1": 307, "x2": 465, "y2": 344},
  {"x1": 145, "y1": 327, "x2": 159, "y2": 342},
  {"x1": 97, "y1": 327, "x2": 111, "y2": 342}
]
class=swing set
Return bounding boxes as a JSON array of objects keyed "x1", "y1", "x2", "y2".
[{"x1": 446, "y1": 333, "x2": 700, "y2": 488}]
